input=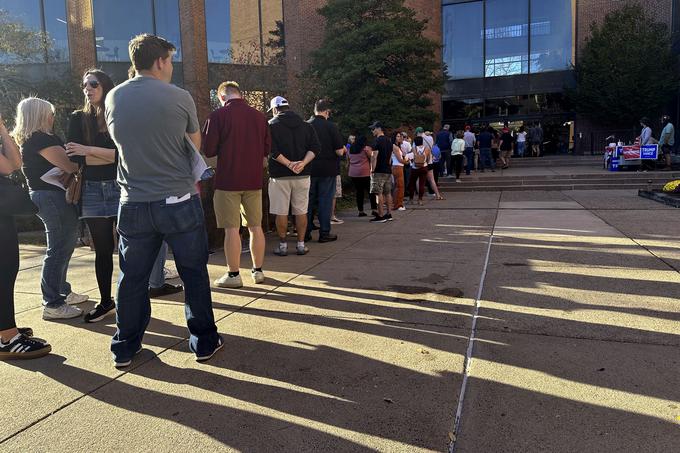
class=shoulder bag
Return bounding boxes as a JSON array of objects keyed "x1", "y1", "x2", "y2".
[
  {"x1": 0, "y1": 172, "x2": 38, "y2": 216},
  {"x1": 65, "y1": 166, "x2": 83, "y2": 205}
]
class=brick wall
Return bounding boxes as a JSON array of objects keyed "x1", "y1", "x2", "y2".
[
  {"x1": 577, "y1": 0, "x2": 673, "y2": 58},
  {"x1": 178, "y1": 0, "x2": 211, "y2": 124},
  {"x1": 65, "y1": 0, "x2": 96, "y2": 77}
]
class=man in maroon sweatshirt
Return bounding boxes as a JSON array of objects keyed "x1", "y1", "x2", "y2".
[{"x1": 202, "y1": 81, "x2": 270, "y2": 289}]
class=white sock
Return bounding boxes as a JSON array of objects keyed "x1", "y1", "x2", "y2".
[
  {"x1": 279, "y1": 241, "x2": 287, "y2": 250},
  {"x1": 297, "y1": 241, "x2": 305, "y2": 248}
]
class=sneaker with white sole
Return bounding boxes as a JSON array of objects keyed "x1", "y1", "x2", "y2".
[
  {"x1": 65, "y1": 292, "x2": 89, "y2": 305},
  {"x1": 251, "y1": 270, "x2": 265, "y2": 284},
  {"x1": 330, "y1": 217, "x2": 344, "y2": 224},
  {"x1": 273, "y1": 244, "x2": 288, "y2": 256},
  {"x1": 195, "y1": 336, "x2": 224, "y2": 362},
  {"x1": 214, "y1": 273, "x2": 243, "y2": 288},
  {"x1": 296, "y1": 244, "x2": 309, "y2": 255},
  {"x1": 114, "y1": 347, "x2": 143, "y2": 369},
  {"x1": 43, "y1": 304, "x2": 82, "y2": 320},
  {"x1": 84, "y1": 299, "x2": 116, "y2": 323},
  {"x1": 397, "y1": 206, "x2": 406, "y2": 211},
  {"x1": 0, "y1": 333, "x2": 51, "y2": 360}
]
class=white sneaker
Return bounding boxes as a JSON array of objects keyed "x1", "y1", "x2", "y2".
[
  {"x1": 214, "y1": 273, "x2": 243, "y2": 288},
  {"x1": 251, "y1": 270, "x2": 265, "y2": 284},
  {"x1": 330, "y1": 217, "x2": 344, "y2": 225},
  {"x1": 397, "y1": 206, "x2": 406, "y2": 211},
  {"x1": 43, "y1": 304, "x2": 82, "y2": 320},
  {"x1": 163, "y1": 267, "x2": 179, "y2": 280},
  {"x1": 65, "y1": 292, "x2": 89, "y2": 305}
]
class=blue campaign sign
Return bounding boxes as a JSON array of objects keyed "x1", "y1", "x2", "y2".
[{"x1": 640, "y1": 144, "x2": 658, "y2": 159}]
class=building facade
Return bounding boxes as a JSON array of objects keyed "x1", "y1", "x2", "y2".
[{"x1": 1, "y1": 0, "x2": 678, "y2": 154}]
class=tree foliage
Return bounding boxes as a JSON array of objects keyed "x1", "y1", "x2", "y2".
[
  {"x1": 304, "y1": 0, "x2": 443, "y2": 134},
  {"x1": 571, "y1": 3, "x2": 679, "y2": 127}
]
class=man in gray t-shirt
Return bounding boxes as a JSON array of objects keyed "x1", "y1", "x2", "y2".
[
  {"x1": 107, "y1": 76, "x2": 199, "y2": 202},
  {"x1": 106, "y1": 34, "x2": 222, "y2": 368}
]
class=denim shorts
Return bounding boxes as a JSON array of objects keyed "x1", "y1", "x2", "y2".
[{"x1": 80, "y1": 179, "x2": 121, "y2": 218}]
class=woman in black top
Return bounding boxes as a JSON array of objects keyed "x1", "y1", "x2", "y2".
[
  {"x1": 65, "y1": 69, "x2": 118, "y2": 323},
  {"x1": 0, "y1": 112, "x2": 52, "y2": 359},
  {"x1": 15, "y1": 97, "x2": 85, "y2": 320}
]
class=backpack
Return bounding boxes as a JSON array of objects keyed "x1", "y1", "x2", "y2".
[
  {"x1": 432, "y1": 144, "x2": 441, "y2": 162},
  {"x1": 413, "y1": 146, "x2": 427, "y2": 168}
]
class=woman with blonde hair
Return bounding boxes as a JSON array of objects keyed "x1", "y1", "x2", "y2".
[
  {"x1": 65, "y1": 69, "x2": 118, "y2": 322},
  {"x1": 15, "y1": 97, "x2": 87, "y2": 320},
  {"x1": 0, "y1": 112, "x2": 52, "y2": 359}
]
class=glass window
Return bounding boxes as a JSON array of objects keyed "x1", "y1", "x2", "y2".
[
  {"x1": 443, "y1": 1, "x2": 483, "y2": 80},
  {"x1": 530, "y1": 0, "x2": 572, "y2": 73},
  {"x1": 0, "y1": 0, "x2": 68, "y2": 63},
  {"x1": 154, "y1": 0, "x2": 182, "y2": 60},
  {"x1": 205, "y1": 0, "x2": 231, "y2": 63},
  {"x1": 485, "y1": 0, "x2": 529, "y2": 77},
  {"x1": 43, "y1": 0, "x2": 69, "y2": 62},
  {"x1": 94, "y1": 0, "x2": 182, "y2": 63}
]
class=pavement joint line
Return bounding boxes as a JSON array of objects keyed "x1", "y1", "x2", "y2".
[
  {"x1": 449, "y1": 200, "x2": 500, "y2": 453},
  {"x1": 473, "y1": 326, "x2": 680, "y2": 348},
  {"x1": 17, "y1": 250, "x2": 93, "y2": 273},
  {"x1": 14, "y1": 287, "x2": 101, "y2": 316},
  {"x1": 2, "y1": 222, "x2": 385, "y2": 445},
  {"x1": 563, "y1": 192, "x2": 680, "y2": 274}
]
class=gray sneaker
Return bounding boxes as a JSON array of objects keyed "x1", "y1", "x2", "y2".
[
  {"x1": 296, "y1": 244, "x2": 309, "y2": 255},
  {"x1": 251, "y1": 270, "x2": 265, "y2": 284},
  {"x1": 274, "y1": 244, "x2": 288, "y2": 256},
  {"x1": 43, "y1": 304, "x2": 82, "y2": 320},
  {"x1": 214, "y1": 273, "x2": 243, "y2": 289},
  {"x1": 65, "y1": 292, "x2": 89, "y2": 305}
]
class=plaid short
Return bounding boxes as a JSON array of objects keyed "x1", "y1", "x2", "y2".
[{"x1": 370, "y1": 172, "x2": 392, "y2": 195}]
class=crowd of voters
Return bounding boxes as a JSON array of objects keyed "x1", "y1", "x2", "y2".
[{"x1": 0, "y1": 34, "x2": 537, "y2": 364}]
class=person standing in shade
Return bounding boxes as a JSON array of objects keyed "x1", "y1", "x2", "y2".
[
  {"x1": 268, "y1": 96, "x2": 320, "y2": 256},
  {"x1": 15, "y1": 98, "x2": 88, "y2": 320},
  {"x1": 391, "y1": 131, "x2": 409, "y2": 211},
  {"x1": 477, "y1": 125, "x2": 495, "y2": 172},
  {"x1": 516, "y1": 125, "x2": 527, "y2": 157},
  {"x1": 202, "y1": 81, "x2": 270, "y2": 289},
  {"x1": 348, "y1": 135, "x2": 376, "y2": 217},
  {"x1": 406, "y1": 135, "x2": 431, "y2": 205},
  {"x1": 436, "y1": 124, "x2": 453, "y2": 177},
  {"x1": 499, "y1": 127, "x2": 514, "y2": 169},
  {"x1": 659, "y1": 115, "x2": 675, "y2": 170},
  {"x1": 306, "y1": 99, "x2": 345, "y2": 243},
  {"x1": 451, "y1": 130, "x2": 466, "y2": 182},
  {"x1": 529, "y1": 122, "x2": 543, "y2": 157},
  {"x1": 463, "y1": 125, "x2": 476, "y2": 175},
  {"x1": 369, "y1": 121, "x2": 396, "y2": 222},
  {"x1": 0, "y1": 113, "x2": 52, "y2": 359},
  {"x1": 106, "y1": 34, "x2": 222, "y2": 367}
]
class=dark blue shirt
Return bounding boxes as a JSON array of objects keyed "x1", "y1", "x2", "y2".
[
  {"x1": 435, "y1": 130, "x2": 452, "y2": 151},
  {"x1": 478, "y1": 131, "x2": 493, "y2": 149}
]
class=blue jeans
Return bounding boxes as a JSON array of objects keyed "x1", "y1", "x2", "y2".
[
  {"x1": 149, "y1": 241, "x2": 168, "y2": 288},
  {"x1": 307, "y1": 176, "x2": 336, "y2": 236},
  {"x1": 30, "y1": 190, "x2": 78, "y2": 308},
  {"x1": 517, "y1": 141, "x2": 526, "y2": 157},
  {"x1": 464, "y1": 147, "x2": 475, "y2": 175},
  {"x1": 479, "y1": 148, "x2": 495, "y2": 171},
  {"x1": 112, "y1": 195, "x2": 219, "y2": 362}
]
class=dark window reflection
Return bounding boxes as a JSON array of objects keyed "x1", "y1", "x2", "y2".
[
  {"x1": 443, "y1": 1, "x2": 483, "y2": 80},
  {"x1": 205, "y1": 0, "x2": 231, "y2": 63},
  {"x1": 94, "y1": 0, "x2": 182, "y2": 63},
  {"x1": 530, "y1": 0, "x2": 572, "y2": 72},
  {"x1": 485, "y1": 0, "x2": 529, "y2": 77},
  {"x1": 0, "y1": 0, "x2": 68, "y2": 63}
]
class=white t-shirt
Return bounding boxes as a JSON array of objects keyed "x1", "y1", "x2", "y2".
[
  {"x1": 517, "y1": 131, "x2": 527, "y2": 143},
  {"x1": 392, "y1": 141, "x2": 411, "y2": 167}
]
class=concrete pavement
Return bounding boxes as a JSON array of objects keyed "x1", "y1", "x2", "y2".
[{"x1": 1, "y1": 189, "x2": 679, "y2": 452}]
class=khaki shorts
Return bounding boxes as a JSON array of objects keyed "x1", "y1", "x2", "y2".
[
  {"x1": 268, "y1": 176, "x2": 311, "y2": 216},
  {"x1": 370, "y1": 172, "x2": 392, "y2": 195},
  {"x1": 214, "y1": 189, "x2": 263, "y2": 228},
  {"x1": 335, "y1": 175, "x2": 342, "y2": 198}
]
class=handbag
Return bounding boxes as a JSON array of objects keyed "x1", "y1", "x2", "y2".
[
  {"x1": 65, "y1": 166, "x2": 83, "y2": 205},
  {"x1": 0, "y1": 173, "x2": 38, "y2": 216}
]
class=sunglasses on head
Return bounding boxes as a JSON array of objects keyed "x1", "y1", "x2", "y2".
[{"x1": 82, "y1": 80, "x2": 100, "y2": 89}]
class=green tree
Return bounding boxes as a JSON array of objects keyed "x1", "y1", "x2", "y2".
[
  {"x1": 303, "y1": 0, "x2": 443, "y2": 133},
  {"x1": 571, "y1": 3, "x2": 679, "y2": 127}
]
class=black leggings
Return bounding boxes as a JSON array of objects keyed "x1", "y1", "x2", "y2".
[
  {"x1": 352, "y1": 176, "x2": 377, "y2": 212},
  {"x1": 0, "y1": 215, "x2": 19, "y2": 331},
  {"x1": 451, "y1": 154, "x2": 464, "y2": 179},
  {"x1": 86, "y1": 217, "x2": 117, "y2": 304}
]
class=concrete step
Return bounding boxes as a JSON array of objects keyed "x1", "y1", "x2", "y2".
[
  {"x1": 441, "y1": 182, "x2": 665, "y2": 192},
  {"x1": 437, "y1": 172, "x2": 680, "y2": 184}
]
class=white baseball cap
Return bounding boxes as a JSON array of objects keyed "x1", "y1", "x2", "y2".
[{"x1": 268, "y1": 95, "x2": 289, "y2": 112}]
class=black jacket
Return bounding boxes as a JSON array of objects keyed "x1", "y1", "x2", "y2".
[{"x1": 268, "y1": 111, "x2": 320, "y2": 178}]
